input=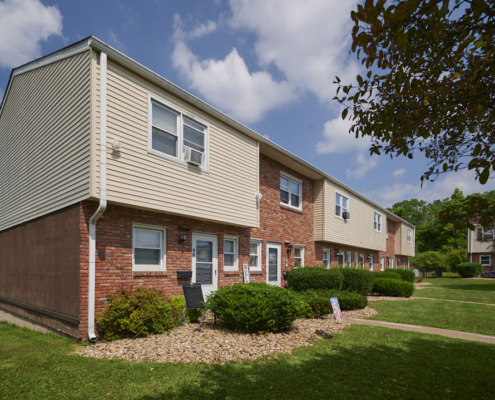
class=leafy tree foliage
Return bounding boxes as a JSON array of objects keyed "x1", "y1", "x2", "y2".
[
  {"x1": 389, "y1": 189, "x2": 467, "y2": 253},
  {"x1": 335, "y1": 0, "x2": 495, "y2": 187}
]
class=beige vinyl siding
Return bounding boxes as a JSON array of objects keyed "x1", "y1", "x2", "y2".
[
  {"x1": 0, "y1": 52, "x2": 91, "y2": 231},
  {"x1": 99, "y1": 59, "x2": 258, "y2": 227},
  {"x1": 314, "y1": 179, "x2": 325, "y2": 241},
  {"x1": 322, "y1": 180, "x2": 386, "y2": 251},
  {"x1": 396, "y1": 223, "x2": 415, "y2": 257},
  {"x1": 471, "y1": 227, "x2": 493, "y2": 253}
]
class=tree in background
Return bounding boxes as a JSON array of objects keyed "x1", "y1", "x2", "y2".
[{"x1": 335, "y1": 0, "x2": 495, "y2": 225}]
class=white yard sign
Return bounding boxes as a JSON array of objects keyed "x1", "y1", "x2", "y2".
[{"x1": 243, "y1": 263, "x2": 250, "y2": 283}]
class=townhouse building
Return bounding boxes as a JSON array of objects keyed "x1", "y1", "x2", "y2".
[
  {"x1": 0, "y1": 37, "x2": 415, "y2": 339},
  {"x1": 467, "y1": 224, "x2": 495, "y2": 271}
]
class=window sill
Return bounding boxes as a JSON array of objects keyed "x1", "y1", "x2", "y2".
[
  {"x1": 148, "y1": 149, "x2": 209, "y2": 173},
  {"x1": 132, "y1": 271, "x2": 168, "y2": 277},
  {"x1": 281, "y1": 204, "x2": 303, "y2": 214}
]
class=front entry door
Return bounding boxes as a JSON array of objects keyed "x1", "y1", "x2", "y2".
[
  {"x1": 266, "y1": 243, "x2": 281, "y2": 286},
  {"x1": 192, "y1": 233, "x2": 218, "y2": 298}
]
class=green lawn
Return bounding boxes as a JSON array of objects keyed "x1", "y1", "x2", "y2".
[
  {"x1": 414, "y1": 274, "x2": 495, "y2": 304},
  {"x1": 2, "y1": 322, "x2": 495, "y2": 399},
  {"x1": 370, "y1": 299, "x2": 495, "y2": 335}
]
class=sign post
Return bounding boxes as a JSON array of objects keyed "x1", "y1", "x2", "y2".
[
  {"x1": 330, "y1": 297, "x2": 343, "y2": 322},
  {"x1": 243, "y1": 263, "x2": 250, "y2": 283}
]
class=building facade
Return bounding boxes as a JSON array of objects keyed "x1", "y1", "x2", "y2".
[
  {"x1": 0, "y1": 37, "x2": 415, "y2": 339},
  {"x1": 467, "y1": 225, "x2": 495, "y2": 271}
]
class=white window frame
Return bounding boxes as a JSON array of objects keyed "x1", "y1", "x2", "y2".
[
  {"x1": 360, "y1": 254, "x2": 365, "y2": 269},
  {"x1": 480, "y1": 255, "x2": 491, "y2": 266},
  {"x1": 354, "y1": 252, "x2": 358, "y2": 267},
  {"x1": 294, "y1": 245, "x2": 305, "y2": 267},
  {"x1": 407, "y1": 228, "x2": 413, "y2": 243},
  {"x1": 249, "y1": 239, "x2": 262, "y2": 271},
  {"x1": 347, "y1": 251, "x2": 352, "y2": 267},
  {"x1": 374, "y1": 212, "x2": 382, "y2": 233},
  {"x1": 369, "y1": 255, "x2": 374, "y2": 271},
  {"x1": 132, "y1": 224, "x2": 167, "y2": 272},
  {"x1": 386, "y1": 222, "x2": 389, "y2": 239},
  {"x1": 280, "y1": 172, "x2": 303, "y2": 210},
  {"x1": 381, "y1": 256, "x2": 385, "y2": 271},
  {"x1": 223, "y1": 235, "x2": 239, "y2": 271},
  {"x1": 148, "y1": 94, "x2": 210, "y2": 172},
  {"x1": 335, "y1": 191, "x2": 349, "y2": 219},
  {"x1": 323, "y1": 249, "x2": 331, "y2": 268}
]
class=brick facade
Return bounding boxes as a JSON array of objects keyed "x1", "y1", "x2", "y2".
[{"x1": 470, "y1": 253, "x2": 495, "y2": 271}]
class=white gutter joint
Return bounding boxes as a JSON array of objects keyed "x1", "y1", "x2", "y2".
[{"x1": 88, "y1": 51, "x2": 107, "y2": 341}]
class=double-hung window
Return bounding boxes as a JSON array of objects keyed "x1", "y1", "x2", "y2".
[
  {"x1": 294, "y1": 245, "x2": 305, "y2": 267},
  {"x1": 480, "y1": 255, "x2": 491, "y2": 267},
  {"x1": 250, "y1": 240, "x2": 262, "y2": 271},
  {"x1": 150, "y1": 97, "x2": 208, "y2": 168},
  {"x1": 323, "y1": 249, "x2": 330, "y2": 268},
  {"x1": 482, "y1": 229, "x2": 494, "y2": 240},
  {"x1": 374, "y1": 212, "x2": 382, "y2": 232},
  {"x1": 280, "y1": 174, "x2": 302, "y2": 209},
  {"x1": 132, "y1": 225, "x2": 166, "y2": 271},
  {"x1": 335, "y1": 192, "x2": 349, "y2": 218},
  {"x1": 224, "y1": 236, "x2": 238, "y2": 271},
  {"x1": 407, "y1": 228, "x2": 412, "y2": 243}
]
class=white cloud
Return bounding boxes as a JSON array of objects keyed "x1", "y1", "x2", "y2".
[
  {"x1": 119, "y1": 4, "x2": 138, "y2": 26},
  {"x1": 171, "y1": 0, "x2": 360, "y2": 125},
  {"x1": 189, "y1": 20, "x2": 217, "y2": 39},
  {"x1": 171, "y1": 15, "x2": 295, "y2": 124},
  {"x1": 392, "y1": 168, "x2": 406, "y2": 178},
  {"x1": 0, "y1": 0, "x2": 62, "y2": 69},
  {"x1": 366, "y1": 169, "x2": 495, "y2": 207},
  {"x1": 346, "y1": 152, "x2": 379, "y2": 179},
  {"x1": 316, "y1": 118, "x2": 371, "y2": 154},
  {"x1": 107, "y1": 29, "x2": 125, "y2": 51}
]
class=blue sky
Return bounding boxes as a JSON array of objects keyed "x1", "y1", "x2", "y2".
[{"x1": 1, "y1": 0, "x2": 493, "y2": 207}]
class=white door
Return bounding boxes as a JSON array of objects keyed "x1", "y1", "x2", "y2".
[
  {"x1": 369, "y1": 255, "x2": 374, "y2": 271},
  {"x1": 266, "y1": 243, "x2": 281, "y2": 286},
  {"x1": 192, "y1": 233, "x2": 218, "y2": 298},
  {"x1": 380, "y1": 256, "x2": 384, "y2": 271}
]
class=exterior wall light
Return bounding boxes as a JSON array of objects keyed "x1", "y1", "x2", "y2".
[{"x1": 179, "y1": 234, "x2": 188, "y2": 245}]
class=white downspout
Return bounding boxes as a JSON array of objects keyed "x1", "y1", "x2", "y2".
[{"x1": 88, "y1": 51, "x2": 107, "y2": 341}]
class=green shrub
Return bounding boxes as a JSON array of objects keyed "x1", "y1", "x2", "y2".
[
  {"x1": 373, "y1": 271, "x2": 402, "y2": 281},
  {"x1": 203, "y1": 283, "x2": 308, "y2": 333},
  {"x1": 385, "y1": 268, "x2": 415, "y2": 283},
  {"x1": 372, "y1": 278, "x2": 415, "y2": 297},
  {"x1": 97, "y1": 287, "x2": 179, "y2": 341},
  {"x1": 457, "y1": 262, "x2": 483, "y2": 278},
  {"x1": 411, "y1": 251, "x2": 446, "y2": 271},
  {"x1": 445, "y1": 249, "x2": 467, "y2": 272},
  {"x1": 298, "y1": 289, "x2": 368, "y2": 317},
  {"x1": 287, "y1": 267, "x2": 344, "y2": 292},
  {"x1": 340, "y1": 268, "x2": 374, "y2": 294}
]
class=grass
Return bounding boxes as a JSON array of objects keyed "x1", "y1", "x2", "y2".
[
  {"x1": 414, "y1": 273, "x2": 495, "y2": 304},
  {"x1": 370, "y1": 299, "x2": 495, "y2": 335},
  {"x1": 1, "y1": 322, "x2": 495, "y2": 399}
]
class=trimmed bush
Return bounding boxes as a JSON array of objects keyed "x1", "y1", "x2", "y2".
[
  {"x1": 203, "y1": 283, "x2": 308, "y2": 333},
  {"x1": 373, "y1": 278, "x2": 415, "y2": 297},
  {"x1": 445, "y1": 249, "x2": 468, "y2": 272},
  {"x1": 97, "y1": 287, "x2": 179, "y2": 341},
  {"x1": 373, "y1": 271, "x2": 402, "y2": 281},
  {"x1": 298, "y1": 289, "x2": 368, "y2": 317},
  {"x1": 287, "y1": 267, "x2": 344, "y2": 292},
  {"x1": 457, "y1": 262, "x2": 483, "y2": 278},
  {"x1": 385, "y1": 268, "x2": 415, "y2": 283},
  {"x1": 340, "y1": 268, "x2": 374, "y2": 294}
]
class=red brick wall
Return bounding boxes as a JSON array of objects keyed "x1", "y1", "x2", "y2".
[
  {"x1": 249, "y1": 155, "x2": 316, "y2": 284},
  {"x1": 470, "y1": 253, "x2": 495, "y2": 271},
  {"x1": 379, "y1": 220, "x2": 396, "y2": 269}
]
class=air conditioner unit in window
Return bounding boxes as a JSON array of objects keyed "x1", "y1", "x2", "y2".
[
  {"x1": 342, "y1": 211, "x2": 350, "y2": 220},
  {"x1": 183, "y1": 146, "x2": 204, "y2": 166}
]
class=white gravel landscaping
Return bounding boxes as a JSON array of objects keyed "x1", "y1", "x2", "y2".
[{"x1": 75, "y1": 314, "x2": 363, "y2": 364}]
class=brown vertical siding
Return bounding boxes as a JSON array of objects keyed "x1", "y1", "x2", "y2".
[{"x1": 0, "y1": 204, "x2": 81, "y2": 319}]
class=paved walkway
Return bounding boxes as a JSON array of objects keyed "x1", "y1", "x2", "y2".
[
  {"x1": 345, "y1": 317, "x2": 495, "y2": 344},
  {"x1": 411, "y1": 297, "x2": 495, "y2": 306}
]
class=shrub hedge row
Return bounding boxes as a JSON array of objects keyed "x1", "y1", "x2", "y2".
[
  {"x1": 457, "y1": 262, "x2": 483, "y2": 278},
  {"x1": 339, "y1": 268, "x2": 374, "y2": 294},
  {"x1": 287, "y1": 267, "x2": 344, "y2": 292},
  {"x1": 373, "y1": 271, "x2": 402, "y2": 281},
  {"x1": 372, "y1": 278, "x2": 415, "y2": 297},
  {"x1": 385, "y1": 268, "x2": 415, "y2": 282},
  {"x1": 298, "y1": 289, "x2": 368, "y2": 317}
]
